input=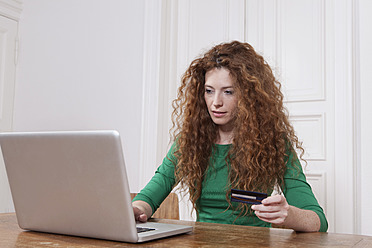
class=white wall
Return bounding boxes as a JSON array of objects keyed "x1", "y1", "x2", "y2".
[
  {"x1": 14, "y1": 0, "x2": 146, "y2": 191},
  {"x1": 359, "y1": 0, "x2": 372, "y2": 236}
]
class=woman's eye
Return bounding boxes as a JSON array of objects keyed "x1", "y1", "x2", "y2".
[
  {"x1": 225, "y1": 90, "x2": 233, "y2": 95},
  {"x1": 205, "y1": 89, "x2": 213, "y2": 94}
]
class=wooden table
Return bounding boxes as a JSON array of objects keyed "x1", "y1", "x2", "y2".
[{"x1": 1, "y1": 213, "x2": 372, "y2": 247}]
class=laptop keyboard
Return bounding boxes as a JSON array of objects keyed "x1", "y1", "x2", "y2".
[{"x1": 136, "y1": 227, "x2": 155, "y2": 233}]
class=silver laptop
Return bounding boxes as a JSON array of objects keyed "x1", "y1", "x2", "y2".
[{"x1": 0, "y1": 130, "x2": 192, "y2": 243}]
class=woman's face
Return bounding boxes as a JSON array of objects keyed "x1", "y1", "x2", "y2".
[{"x1": 204, "y1": 67, "x2": 238, "y2": 132}]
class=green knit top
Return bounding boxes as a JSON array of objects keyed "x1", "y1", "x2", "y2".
[{"x1": 133, "y1": 143, "x2": 328, "y2": 232}]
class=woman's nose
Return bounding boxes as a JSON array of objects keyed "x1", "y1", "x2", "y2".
[{"x1": 213, "y1": 94, "x2": 223, "y2": 107}]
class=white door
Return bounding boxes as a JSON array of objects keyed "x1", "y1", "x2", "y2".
[
  {"x1": 245, "y1": 0, "x2": 335, "y2": 232},
  {"x1": 0, "y1": 14, "x2": 18, "y2": 213},
  {"x1": 151, "y1": 0, "x2": 359, "y2": 234},
  {"x1": 137, "y1": 0, "x2": 362, "y2": 234}
]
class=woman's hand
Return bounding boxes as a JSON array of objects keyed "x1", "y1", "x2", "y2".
[
  {"x1": 251, "y1": 195, "x2": 321, "y2": 232},
  {"x1": 133, "y1": 206, "x2": 148, "y2": 222},
  {"x1": 251, "y1": 195, "x2": 289, "y2": 225},
  {"x1": 132, "y1": 200, "x2": 152, "y2": 223}
]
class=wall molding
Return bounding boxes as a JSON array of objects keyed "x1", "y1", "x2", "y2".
[
  {"x1": 246, "y1": 0, "x2": 326, "y2": 103},
  {"x1": 278, "y1": 0, "x2": 326, "y2": 102},
  {"x1": 245, "y1": 0, "x2": 266, "y2": 55},
  {"x1": 139, "y1": 0, "x2": 162, "y2": 189},
  {"x1": 305, "y1": 171, "x2": 326, "y2": 212},
  {"x1": 0, "y1": 14, "x2": 17, "y2": 131},
  {"x1": 0, "y1": 27, "x2": 6, "y2": 120},
  {"x1": 0, "y1": 0, "x2": 22, "y2": 21},
  {"x1": 227, "y1": 0, "x2": 245, "y2": 41},
  {"x1": 176, "y1": 0, "x2": 190, "y2": 79},
  {"x1": 290, "y1": 113, "x2": 326, "y2": 161},
  {"x1": 352, "y1": 0, "x2": 361, "y2": 235},
  {"x1": 333, "y1": 0, "x2": 358, "y2": 234}
]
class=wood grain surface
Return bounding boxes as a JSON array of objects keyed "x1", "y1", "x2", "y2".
[{"x1": 1, "y1": 213, "x2": 372, "y2": 247}]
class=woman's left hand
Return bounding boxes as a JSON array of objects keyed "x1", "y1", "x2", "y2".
[{"x1": 251, "y1": 194, "x2": 289, "y2": 225}]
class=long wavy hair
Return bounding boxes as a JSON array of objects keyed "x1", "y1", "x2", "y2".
[{"x1": 170, "y1": 41, "x2": 304, "y2": 216}]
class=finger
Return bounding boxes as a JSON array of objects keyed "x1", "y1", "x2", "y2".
[
  {"x1": 254, "y1": 211, "x2": 287, "y2": 224},
  {"x1": 133, "y1": 207, "x2": 142, "y2": 216},
  {"x1": 261, "y1": 195, "x2": 283, "y2": 205},
  {"x1": 133, "y1": 207, "x2": 146, "y2": 221},
  {"x1": 252, "y1": 204, "x2": 282, "y2": 213},
  {"x1": 255, "y1": 210, "x2": 286, "y2": 220},
  {"x1": 138, "y1": 214, "x2": 148, "y2": 222}
]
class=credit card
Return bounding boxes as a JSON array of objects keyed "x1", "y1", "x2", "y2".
[{"x1": 230, "y1": 189, "x2": 268, "y2": 205}]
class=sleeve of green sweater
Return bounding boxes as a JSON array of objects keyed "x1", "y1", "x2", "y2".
[
  {"x1": 132, "y1": 143, "x2": 177, "y2": 214},
  {"x1": 283, "y1": 150, "x2": 328, "y2": 232}
]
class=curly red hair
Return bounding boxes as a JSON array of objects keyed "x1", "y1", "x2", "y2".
[{"x1": 170, "y1": 41, "x2": 304, "y2": 216}]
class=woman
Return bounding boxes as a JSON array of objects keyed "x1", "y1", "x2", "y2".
[{"x1": 132, "y1": 41, "x2": 328, "y2": 232}]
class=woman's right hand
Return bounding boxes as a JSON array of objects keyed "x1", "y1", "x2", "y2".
[
  {"x1": 132, "y1": 200, "x2": 152, "y2": 223},
  {"x1": 133, "y1": 206, "x2": 148, "y2": 222}
]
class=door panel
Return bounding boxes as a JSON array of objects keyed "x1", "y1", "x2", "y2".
[{"x1": 0, "y1": 14, "x2": 17, "y2": 213}]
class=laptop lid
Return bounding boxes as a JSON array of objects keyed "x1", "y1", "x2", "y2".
[{"x1": 0, "y1": 130, "x2": 192, "y2": 243}]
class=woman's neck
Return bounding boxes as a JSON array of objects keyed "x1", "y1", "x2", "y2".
[{"x1": 216, "y1": 128, "x2": 234, "y2": 145}]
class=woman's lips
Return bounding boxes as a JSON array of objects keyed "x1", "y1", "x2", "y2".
[{"x1": 212, "y1": 111, "x2": 226, "y2": 117}]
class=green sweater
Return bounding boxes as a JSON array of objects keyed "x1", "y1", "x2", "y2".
[{"x1": 133, "y1": 143, "x2": 328, "y2": 232}]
